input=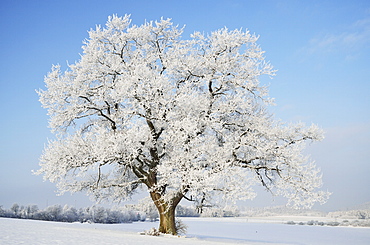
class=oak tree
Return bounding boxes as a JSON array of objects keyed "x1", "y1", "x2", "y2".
[{"x1": 37, "y1": 15, "x2": 329, "y2": 235}]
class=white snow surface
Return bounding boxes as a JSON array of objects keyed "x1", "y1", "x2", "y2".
[{"x1": 1, "y1": 217, "x2": 369, "y2": 245}]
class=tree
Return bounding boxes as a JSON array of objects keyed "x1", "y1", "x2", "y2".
[
  {"x1": 62, "y1": 205, "x2": 78, "y2": 222},
  {"x1": 10, "y1": 203, "x2": 20, "y2": 218},
  {"x1": 0, "y1": 205, "x2": 4, "y2": 217},
  {"x1": 135, "y1": 197, "x2": 160, "y2": 222},
  {"x1": 36, "y1": 15, "x2": 329, "y2": 235},
  {"x1": 90, "y1": 205, "x2": 107, "y2": 223},
  {"x1": 26, "y1": 205, "x2": 39, "y2": 219},
  {"x1": 44, "y1": 204, "x2": 63, "y2": 221}
]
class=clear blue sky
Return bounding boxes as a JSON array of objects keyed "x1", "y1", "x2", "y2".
[{"x1": 1, "y1": 0, "x2": 369, "y2": 211}]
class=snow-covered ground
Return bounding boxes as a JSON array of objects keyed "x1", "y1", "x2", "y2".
[{"x1": 1, "y1": 217, "x2": 369, "y2": 244}]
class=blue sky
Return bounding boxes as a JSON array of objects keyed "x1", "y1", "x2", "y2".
[{"x1": 1, "y1": 0, "x2": 369, "y2": 211}]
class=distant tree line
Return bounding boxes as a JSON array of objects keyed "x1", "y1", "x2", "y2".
[
  {"x1": 0, "y1": 202, "x2": 202, "y2": 223},
  {"x1": 0, "y1": 203, "x2": 146, "y2": 223},
  {"x1": 328, "y1": 209, "x2": 370, "y2": 220}
]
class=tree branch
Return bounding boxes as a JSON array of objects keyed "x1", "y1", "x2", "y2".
[{"x1": 87, "y1": 107, "x2": 117, "y2": 130}]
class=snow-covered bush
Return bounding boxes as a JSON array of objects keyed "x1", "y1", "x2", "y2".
[
  {"x1": 175, "y1": 218, "x2": 188, "y2": 235},
  {"x1": 327, "y1": 221, "x2": 340, "y2": 226},
  {"x1": 307, "y1": 220, "x2": 315, "y2": 225},
  {"x1": 144, "y1": 227, "x2": 161, "y2": 236}
]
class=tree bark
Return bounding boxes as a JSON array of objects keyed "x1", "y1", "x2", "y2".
[
  {"x1": 158, "y1": 204, "x2": 177, "y2": 235},
  {"x1": 150, "y1": 191, "x2": 182, "y2": 235}
]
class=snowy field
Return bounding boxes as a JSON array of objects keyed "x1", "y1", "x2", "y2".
[{"x1": 1, "y1": 217, "x2": 370, "y2": 245}]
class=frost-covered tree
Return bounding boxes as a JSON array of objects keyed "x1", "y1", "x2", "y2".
[
  {"x1": 44, "y1": 204, "x2": 63, "y2": 221},
  {"x1": 25, "y1": 205, "x2": 39, "y2": 219},
  {"x1": 89, "y1": 205, "x2": 107, "y2": 223},
  {"x1": 36, "y1": 15, "x2": 329, "y2": 235},
  {"x1": 0, "y1": 206, "x2": 4, "y2": 217},
  {"x1": 10, "y1": 203, "x2": 20, "y2": 218},
  {"x1": 135, "y1": 197, "x2": 160, "y2": 221},
  {"x1": 62, "y1": 205, "x2": 78, "y2": 222}
]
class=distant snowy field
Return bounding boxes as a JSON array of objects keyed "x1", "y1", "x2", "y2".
[{"x1": 1, "y1": 217, "x2": 369, "y2": 244}]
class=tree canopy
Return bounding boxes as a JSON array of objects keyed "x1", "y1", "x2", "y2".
[{"x1": 36, "y1": 15, "x2": 330, "y2": 234}]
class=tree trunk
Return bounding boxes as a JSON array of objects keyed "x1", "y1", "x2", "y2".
[
  {"x1": 150, "y1": 191, "x2": 181, "y2": 235},
  {"x1": 158, "y1": 204, "x2": 177, "y2": 235}
]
